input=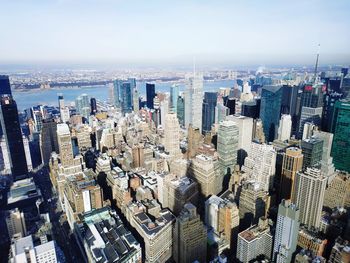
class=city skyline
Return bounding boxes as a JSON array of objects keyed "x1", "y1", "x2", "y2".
[{"x1": 1, "y1": 0, "x2": 349, "y2": 67}]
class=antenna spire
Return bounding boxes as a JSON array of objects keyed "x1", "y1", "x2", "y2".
[{"x1": 314, "y1": 44, "x2": 320, "y2": 84}]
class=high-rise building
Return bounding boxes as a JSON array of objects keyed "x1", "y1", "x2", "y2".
[
  {"x1": 205, "y1": 191, "x2": 240, "y2": 251},
  {"x1": 331, "y1": 100, "x2": 350, "y2": 172},
  {"x1": 273, "y1": 200, "x2": 300, "y2": 263},
  {"x1": 202, "y1": 92, "x2": 217, "y2": 133},
  {"x1": 239, "y1": 182, "x2": 268, "y2": 230},
  {"x1": 260, "y1": 85, "x2": 282, "y2": 142},
  {"x1": 279, "y1": 147, "x2": 303, "y2": 201},
  {"x1": 114, "y1": 79, "x2": 136, "y2": 114},
  {"x1": 56, "y1": 123, "x2": 74, "y2": 167},
  {"x1": 0, "y1": 75, "x2": 12, "y2": 95},
  {"x1": 177, "y1": 95, "x2": 185, "y2": 126},
  {"x1": 170, "y1": 85, "x2": 179, "y2": 113},
  {"x1": 301, "y1": 137, "x2": 323, "y2": 170},
  {"x1": 90, "y1": 97, "x2": 97, "y2": 115},
  {"x1": 5, "y1": 208, "x2": 27, "y2": 239},
  {"x1": 323, "y1": 171, "x2": 350, "y2": 209},
  {"x1": 173, "y1": 203, "x2": 207, "y2": 263},
  {"x1": 237, "y1": 217, "x2": 273, "y2": 263},
  {"x1": 226, "y1": 115, "x2": 253, "y2": 165},
  {"x1": 40, "y1": 119, "x2": 59, "y2": 165},
  {"x1": 312, "y1": 130, "x2": 335, "y2": 176},
  {"x1": 292, "y1": 167, "x2": 327, "y2": 229},
  {"x1": 0, "y1": 95, "x2": 28, "y2": 179},
  {"x1": 190, "y1": 154, "x2": 222, "y2": 198},
  {"x1": 278, "y1": 114, "x2": 292, "y2": 141},
  {"x1": 215, "y1": 95, "x2": 229, "y2": 124},
  {"x1": 242, "y1": 142, "x2": 276, "y2": 192},
  {"x1": 217, "y1": 120, "x2": 239, "y2": 175},
  {"x1": 146, "y1": 83, "x2": 156, "y2": 109},
  {"x1": 187, "y1": 125, "x2": 202, "y2": 159},
  {"x1": 164, "y1": 112, "x2": 181, "y2": 157},
  {"x1": 133, "y1": 87, "x2": 139, "y2": 112},
  {"x1": 241, "y1": 99, "x2": 260, "y2": 119},
  {"x1": 58, "y1": 95, "x2": 70, "y2": 123},
  {"x1": 184, "y1": 73, "x2": 203, "y2": 132}
]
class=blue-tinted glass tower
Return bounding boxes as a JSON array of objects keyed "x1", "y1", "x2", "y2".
[
  {"x1": 202, "y1": 92, "x2": 217, "y2": 134},
  {"x1": 170, "y1": 85, "x2": 179, "y2": 113},
  {"x1": 260, "y1": 86, "x2": 282, "y2": 142},
  {"x1": 120, "y1": 78, "x2": 135, "y2": 114}
]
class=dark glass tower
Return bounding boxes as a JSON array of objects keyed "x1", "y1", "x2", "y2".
[
  {"x1": 202, "y1": 92, "x2": 217, "y2": 134},
  {"x1": 0, "y1": 95, "x2": 28, "y2": 179},
  {"x1": 0, "y1": 75, "x2": 12, "y2": 96},
  {"x1": 260, "y1": 86, "x2": 282, "y2": 142},
  {"x1": 146, "y1": 83, "x2": 156, "y2": 109},
  {"x1": 116, "y1": 78, "x2": 135, "y2": 114},
  {"x1": 331, "y1": 100, "x2": 350, "y2": 172},
  {"x1": 225, "y1": 97, "x2": 235, "y2": 115},
  {"x1": 90, "y1": 97, "x2": 97, "y2": 115}
]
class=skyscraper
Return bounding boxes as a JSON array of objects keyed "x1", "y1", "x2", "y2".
[
  {"x1": 133, "y1": 87, "x2": 139, "y2": 112},
  {"x1": 242, "y1": 142, "x2": 276, "y2": 192},
  {"x1": 173, "y1": 203, "x2": 207, "y2": 263},
  {"x1": 0, "y1": 95, "x2": 28, "y2": 179},
  {"x1": 170, "y1": 85, "x2": 179, "y2": 113},
  {"x1": 184, "y1": 73, "x2": 203, "y2": 132},
  {"x1": 0, "y1": 75, "x2": 12, "y2": 95},
  {"x1": 331, "y1": 100, "x2": 350, "y2": 172},
  {"x1": 177, "y1": 95, "x2": 185, "y2": 126},
  {"x1": 273, "y1": 199, "x2": 300, "y2": 263},
  {"x1": 90, "y1": 97, "x2": 97, "y2": 115},
  {"x1": 301, "y1": 137, "x2": 323, "y2": 170},
  {"x1": 280, "y1": 147, "x2": 303, "y2": 201},
  {"x1": 202, "y1": 92, "x2": 217, "y2": 134},
  {"x1": 164, "y1": 112, "x2": 181, "y2": 157},
  {"x1": 114, "y1": 79, "x2": 136, "y2": 114},
  {"x1": 278, "y1": 114, "x2": 292, "y2": 141},
  {"x1": 56, "y1": 123, "x2": 74, "y2": 167},
  {"x1": 260, "y1": 85, "x2": 282, "y2": 142},
  {"x1": 40, "y1": 119, "x2": 59, "y2": 165},
  {"x1": 292, "y1": 167, "x2": 327, "y2": 229},
  {"x1": 146, "y1": 83, "x2": 156, "y2": 109},
  {"x1": 217, "y1": 120, "x2": 239, "y2": 175}
]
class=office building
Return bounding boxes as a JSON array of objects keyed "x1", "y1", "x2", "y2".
[
  {"x1": 5, "y1": 208, "x2": 27, "y2": 239},
  {"x1": 328, "y1": 237, "x2": 350, "y2": 263},
  {"x1": 279, "y1": 147, "x2": 303, "y2": 201},
  {"x1": 237, "y1": 217, "x2": 273, "y2": 263},
  {"x1": 146, "y1": 83, "x2": 156, "y2": 109},
  {"x1": 273, "y1": 200, "x2": 300, "y2": 263},
  {"x1": 10, "y1": 235, "x2": 62, "y2": 263},
  {"x1": 184, "y1": 73, "x2": 204, "y2": 132},
  {"x1": 226, "y1": 115, "x2": 253, "y2": 165},
  {"x1": 57, "y1": 123, "x2": 74, "y2": 167},
  {"x1": 0, "y1": 95, "x2": 28, "y2": 179},
  {"x1": 75, "y1": 207, "x2": 142, "y2": 263},
  {"x1": 158, "y1": 174, "x2": 198, "y2": 216},
  {"x1": 90, "y1": 97, "x2": 97, "y2": 115},
  {"x1": 202, "y1": 92, "x2": 217, "y2": 134},
  {"x1": 133, "y1": 87, "x2": 139, "y2": 112},
  {"x1": 331, "y1": 100, "x2": 350, "y2": 172},
  {"x1": 190, "y1": 154, "x2": 222, "y2": 198},
  {"x1": 170, "y1": 84, "x2": 179, "y2": 113},
  {"x1": 0, "y1": 75, "x2": 12, "y2": 95},
  {"x1": 40, "y1": 119, "x2": 59, "y2": 165},
  {"x1": 278, "y1": 114, "x2": 292, "y2": 141},
  {"x1": 292, "y1": 168, "x2": 327, "y2": 229},
  {"x1": 205, "y1": 191, "x2": 239, "y2": 251},
  {"x1": 260, "y1": 85, "x2": 282, "y2": 142},
  {"x1": 164, "y1": 112, "x2": 181, "y2": 157},
  {"x1": 241, "y1": 99, "x2": 260, "y2": 119},
  {"x1": 114, "y1": 79, "x2": 136, "y2": 114},
  {"x1": 238, "y1": 182, "x2": 268, "y2": 230},
  {"x1": 217, "y1": 120, "x2": 239, "y2": 175},
  {"x1": 323, "y1": 171, "x2": 350, "y2": 209},
  {"x1": 297, "y1": 227, "x2": 327, "y2": 257},
  {"x1": 312, "y1": 130, "x2": 335, "y2": 176},
  {"x1": 126, "y1": 205, "x2": 175, "y2": 263},
  {"x1": 242, "y1": 142, "x2": 276, "y2": 192},
  {"x1": 173, "y1": 203, "x2": 207, "y2": 263},
  {"x1": 215, "y1": 96, "x2": 229, "y2": 123},
  {"x1": 301, "y1": 137, "x2": 323, "y2": 170},
  {"x1": 187, "y1": 125, "x2": 202, "y2": 159}
]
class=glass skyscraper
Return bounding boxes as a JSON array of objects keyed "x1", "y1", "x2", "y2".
[
  {"x1": 0, "y1": 75, "x2": 12, "y2": 96},
  {"x1": 146, "y1": 83, "x2": 156, "y2": 109},
  {"x1": 170, "y1": 85, "x2": 179, "y2": 113},
  {"x1": 260, "y1": 86, "x2": 282, "y2": 142},
  {"x1": 114, "y1": 79, "x2": 136, "y2": 114},
  {"x1": 202, "y1": 92, "x2": 217, "y2": 134},
  {"x1": 331, "y1": 100, "x2": 350, "y2": 172},
  {"x1": 0, "y1": 95, "x2": 28, "y2": 179}
]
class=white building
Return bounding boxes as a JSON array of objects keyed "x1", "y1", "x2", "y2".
[
  {"x1": 6, "y1": 208, "x2": 27, "y2": 239},
  {"x1": 164, "y1": 112, "x2": 181, "y2": 158},
  {"x1": 242, "y1": 142, "x2": 277, "y2": 192},
  {"x1": 184, "y1": 73, "x2": 203, "y2": 133},
  {"x1": 273, "y1": 200, "x2": 300, "y2": 263},
  {"x1": 292, "y1": 167, "x2": 327, "y2": 229},
  {"x1": 278, "y1": 114, "x2": 292, "y2": 142}
]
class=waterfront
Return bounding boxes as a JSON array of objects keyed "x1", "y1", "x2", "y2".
[{"x1": 13, "y1": 79, "x2": 234, "y2": 110}]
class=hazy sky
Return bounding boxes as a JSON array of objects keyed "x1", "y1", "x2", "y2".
[{"x1": 1, "y1": 0, "x2": 349, "y2": 67}]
